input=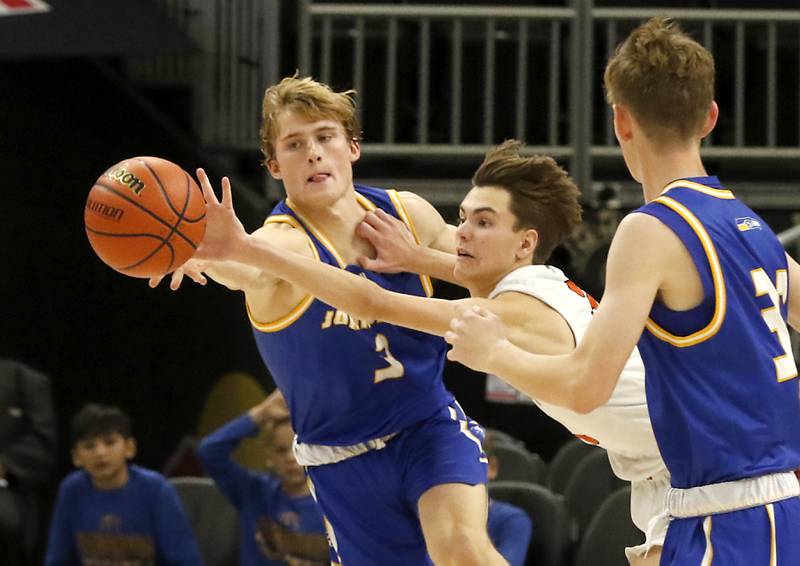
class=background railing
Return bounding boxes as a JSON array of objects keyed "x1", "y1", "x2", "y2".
[{"x1": 128, "y1": 1, "x2": 800, "y2": 208}]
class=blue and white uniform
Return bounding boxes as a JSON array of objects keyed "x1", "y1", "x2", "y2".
[
  {"x1": 635, "y1": 176, "x2": 800, "y2": 565},
  {"x1": 251, "y1": 185, "x2": 487, "y2": 565}
]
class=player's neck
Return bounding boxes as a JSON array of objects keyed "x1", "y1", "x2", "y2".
[
  {"x1": 638, "y1": 143, "x2": 707, "y2": 203},
  {"x1": 293, "y1": 188, "x2": 366, "y2": 235}
]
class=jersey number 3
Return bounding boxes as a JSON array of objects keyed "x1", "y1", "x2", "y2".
[
  {"x1": 752, "y1": 268, "x2": 798, "y2": 382},
  {"x1": 374, "y1": 333, "x2": 405, "y2": 383}
]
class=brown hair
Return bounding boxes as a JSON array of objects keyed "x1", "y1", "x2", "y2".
[
  {"x1": 472, "y1": 140, "x2": 582, "y2": 264},
  {"x1": 604, "y1": 17, "x2": 715, "y2": 144},
  {"x1": 259, "y1": 75, "x2": 362, "y2": 162}
]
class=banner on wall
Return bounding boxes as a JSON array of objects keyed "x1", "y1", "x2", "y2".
[
  {"x1": 485, "y1": 373, "x2": 535, "y2": 405},
  {"x1": 0, "y1": 0, "x2": 51, "y2": 16}
]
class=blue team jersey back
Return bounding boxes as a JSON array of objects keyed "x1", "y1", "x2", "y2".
[
  {"x1": 636, "y1": 177, "x2": 800, "y2": 488},
  {"x1": 251, "y1": 185, "x2": 453, "y2": 445}
]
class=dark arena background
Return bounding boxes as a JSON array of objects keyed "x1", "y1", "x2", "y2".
[{"x1": 1, "y1": 1, "x2": 799, "y2": 564}]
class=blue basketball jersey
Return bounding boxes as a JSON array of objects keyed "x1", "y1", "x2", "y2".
[
  {"x1": 635, "y1": 176, "x2": 800, "y2": 489},
  {"x1": 251, "y1": 185, "x2": 453, "y2": 445}
]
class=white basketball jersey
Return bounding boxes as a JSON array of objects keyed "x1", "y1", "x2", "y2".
[{"x1": 490, "y1": 265, "x2": 665, "y2": 481}]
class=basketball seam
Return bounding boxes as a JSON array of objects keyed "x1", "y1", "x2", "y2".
[
  {"x1": 93, "y1": 181, "x2": 198, "y2": 250},
  {"x1": 84, "y1": 227, "x2": 176, "y2": 274},
  {"x1": 139, "y1": 159, "x2": 206, "y2": 224}
]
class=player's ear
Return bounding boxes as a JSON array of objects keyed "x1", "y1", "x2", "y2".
[
  {"x1": 71, "y1": 449, "x2": 82, "y2": 468},
  {"x1": 350, "y1": 138, "x2": 361, "y2": 163},
  {"x1": 266, "y1": 159, "x2": 282, "y2": 180},
  {"x1": 517, "y1": 228, "x2": 538, "y2": 262},
  {"x1": 700, "y1": 101, "x2": 719, "y2": 139},
  {"x1": 613, "y1": 104, "x2": 634, "y2": 143}
]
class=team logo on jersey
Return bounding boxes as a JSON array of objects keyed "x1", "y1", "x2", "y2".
[{"x1": 736, "y1": 217, "x2": 762, "y2": 232}]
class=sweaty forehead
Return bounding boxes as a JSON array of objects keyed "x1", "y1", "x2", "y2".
[{"x1": 460, "y1": 185, "x2": 511, "y2": 213}]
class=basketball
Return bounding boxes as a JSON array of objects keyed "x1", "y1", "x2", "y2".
[{"x1": 84, "y1": 157, "x2": 207, "y2": 278}]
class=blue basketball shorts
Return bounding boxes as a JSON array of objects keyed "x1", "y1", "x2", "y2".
[
  {"x1": 306, "y1": 401, "x2": 488, "y2": 566},
  {"x1": 661, "y1": 496, "x2": 800, "y2": 565}
]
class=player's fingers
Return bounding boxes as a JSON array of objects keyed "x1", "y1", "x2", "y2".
[
  {"x1": 196, "y1": 168, "x2": 217, "y2": 204},
  {"x1": 221, "y1": 177, "x2": 233, "y2": 209},
  {"x1": 471, "y1": 305, "x2": 491, "y2": 318},
  {"x1": 169, "y1": 269, "x2": 185, "y2": 291},
  {"x1": 361, "y1": 211, "x2": 382, "y2": 228},
  {"x1": 444, "y1": 330, "x2": 456, "y2": 344},
  {"x1": 356, "y1": 219, "x2": 379, "y2": 240},
  {"x1": 185, "y1": 269, "x2": 207, "y2": 285},
  {"x1": 148, "y1": 275, "x2": 164, "y2": 288}
]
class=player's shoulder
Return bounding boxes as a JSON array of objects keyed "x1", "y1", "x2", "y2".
[{"x1": 254, "y1": 216, "x2": 316, "y2": 257}]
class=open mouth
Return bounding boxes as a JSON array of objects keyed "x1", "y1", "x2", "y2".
[{"x1": 456, "y1": 250, "x2": 474, "y2": 259}]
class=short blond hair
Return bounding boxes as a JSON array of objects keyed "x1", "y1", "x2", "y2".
[
  {"x1": 259, "y1": 75, "x2": 362, "y2": 162},
  {"x1": 604, "y1": 17, "x2": 715, "y2": 144}
]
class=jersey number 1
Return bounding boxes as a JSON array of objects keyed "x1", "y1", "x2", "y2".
[{"x1": 751, "y1": 268, "x2": 798, "y2": 382}]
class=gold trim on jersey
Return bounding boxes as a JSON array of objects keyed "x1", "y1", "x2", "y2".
[
  {"x1": 386, "y1": 189, "x2": 434, "y2": 298},
  {"x1": 284, "y1": 201, "x2": 348, "y2": 268},
  {"x1": 661, "y1": 179, "x2": 735, "y2": 200},
  {"x1": 644, "y1": 196, "x2": 727, "y2": 347},
  {"x1": 766, "y1": 504, "x2": 777, "y2": 566},
  {"x1": 248, "y1": 215, "x2": 319, "y2": 333},
  {"x1": 700, "y1": 516, "x2": 713, "y2": 566}
]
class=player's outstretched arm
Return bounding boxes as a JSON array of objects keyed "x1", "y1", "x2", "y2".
[
  {"x1": 195, "y1": 170, "x2": 508, "y2": 337},
  {"x1": 787, "y1": 252, "x2": 800, "y2": 332},
  {"x1": 446, "y1": 212, "x2": 666, "y2": 413}
]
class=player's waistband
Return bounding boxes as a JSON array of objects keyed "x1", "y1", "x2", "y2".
[
  {"x1": 666, "y1": 471, "x2": 800, "y2": 518},
  {"x1": 293, "y1": 432, "x2": 398, "y2": 467}
]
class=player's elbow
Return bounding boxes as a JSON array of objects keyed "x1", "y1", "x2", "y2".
[{"x1": 564, "y1": 366, "x2": 613, "y2": 415}]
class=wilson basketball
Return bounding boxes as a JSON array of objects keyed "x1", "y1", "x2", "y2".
[{"x1": 84, "y1": 156, "x2": 206, "y2": 278}]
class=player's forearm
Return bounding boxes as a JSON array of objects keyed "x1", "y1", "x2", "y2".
[
  {"x1": 203, "y1": 259, "x2": 268, "y2": 292},
  {"x1": 410, "y1": 247, "x2": 461, "y2": 285},
  {"x1": 233, "y1": 233, "x2": 387, "y2": 322},
  {"x1": 485, "y1": 340, "x2": 604, "y2": 413}
]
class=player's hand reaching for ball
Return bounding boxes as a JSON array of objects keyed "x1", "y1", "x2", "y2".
[
  {"x1": 445, "y1": 305, "x2": 509, "y2": 372},
  {"x1": 193, "y1": 168, "x2": 249, "y2": 262},
  {"x1": 148, "y1": 259, "x2": 209, "y2": 290}
]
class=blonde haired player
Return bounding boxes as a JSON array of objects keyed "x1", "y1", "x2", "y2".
[
  {"x1": 187, "y1": 140, "x2": 668, "y2": 565},
  {"x1": 153, "y1": 75, "x2": 506, "y2": 566}
]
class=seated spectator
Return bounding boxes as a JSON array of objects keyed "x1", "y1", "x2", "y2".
[
  {"x1": 45, "y1": 404, "x2": 202, "y2": 565},
  {"x1": 485, "y1": 431, "x2": 534, "y2": 566},
  {"x1": 0, "y1": 358, "x2": 57, "y2": 566},
  {"x1": 198, "y1": 389, "x2": 328, "y2": 565}
]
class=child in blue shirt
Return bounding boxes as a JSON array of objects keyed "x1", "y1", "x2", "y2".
[
  {"x1": 198, "y1": 389, "x2": 328, "y2": 565},
  {"x1": 485, "y1": 432, "x2": 534, "y2": 566},
  {"x1": 45, "y1": 403, "x2": 202, "y2": 566}
]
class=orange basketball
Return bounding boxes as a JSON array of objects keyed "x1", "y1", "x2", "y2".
[{"x1": 84, "y1": 156, "x2": 206, "y2": 278}]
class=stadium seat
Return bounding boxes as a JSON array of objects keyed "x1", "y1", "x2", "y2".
[
  {"x1": 573, "y1": 486, "x2": 644, "y2": 566},
  {"x1": 171, "y1": 477, "x2": 240, "y2": 566},
  {"x1": 562, "y1": 449, "x2": 626, "y2": 541},
  {"x1": 489, "y1": 481, "x2": 570, "y2": 566},
  {"x1": 546, "y1": 437, "x2": 599, "y2": 495},
  {"x1": 485, "y1": 427, "x2": 526, "y2": 448},
  {"x1": 493, "y1": 443, "x2": 548, "y2": 485}
]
